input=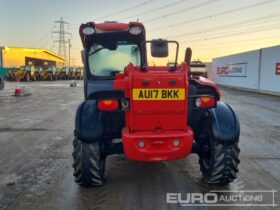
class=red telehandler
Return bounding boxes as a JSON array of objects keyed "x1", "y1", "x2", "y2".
[{"x1": 73, "y1": 21, "x2": 240, "y2": 186}]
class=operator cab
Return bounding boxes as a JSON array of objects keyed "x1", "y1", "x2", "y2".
[{"x1": 80, "y1": 21, "x2": 146, "y2": 99}]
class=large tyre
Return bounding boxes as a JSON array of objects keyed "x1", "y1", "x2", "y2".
[
  {"x1": 198, "y1": 121, "x2": 240, "y2": 184},
  {"x1": 72, "y1": 137, "x2": 106, "y2": 187}
]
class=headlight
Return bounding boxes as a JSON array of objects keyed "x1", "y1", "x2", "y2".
[
  {"x1": 82, "y1": 27, "x2": 95, "y2": 35},
  {"x1": 129, "y1": 26, "x2": 143, "y2": 35}
]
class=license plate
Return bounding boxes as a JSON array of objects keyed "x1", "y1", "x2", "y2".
[{"x1": 132, "y1": 88, "x2": 185, "y2": 100}]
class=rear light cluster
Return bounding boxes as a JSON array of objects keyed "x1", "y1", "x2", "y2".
[
  {"x1": 97, "y1": 98, "x2": 130, "y2": 111},
  {"x1": 97, "y1": 100, "x2": 119, "y2": 111},
  {"x1": 195, "y1": 96, "x2": 216, "y2": 108}
]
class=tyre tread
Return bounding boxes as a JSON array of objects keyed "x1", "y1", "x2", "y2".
[
  {"x1": 200, "y1": 141, "x2": 240, "y2": 184},
  {"x1": 72, "y1": 138, "x2": 105, "y2": 187}
]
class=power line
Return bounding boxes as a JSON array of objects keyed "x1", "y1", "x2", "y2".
[
  {"x1": 191, "y1": 35, "x2": 280, "y2": 48},
  {"x1": 39, "y1": 36, "x2": 52, "y2": 49},
  {"x1": 95, "y1": 0, "x2": 156, "y2": 21},
  {"x1": 69, "y1": 0, "x2": 156, "y2": 29},
  {"x1": 144, "y1": 0, "x2": 220, "y2": 23},
  {"x1": 166, "y1": 13, "x2": 280, "y2": 39},
  {"x1": 180, "y1": 24, "x2": 280, "y2": 43},
  {"x1": 195, "y1": 39, "x2": 280, "y2": 51},
  {"x1": 64, "y1": 0, "x2": 125, "y2": 19},
  {"x1": 150, "y1": 0, "x2": 279, "y2": 31},
  {"x1": 119, "y1": 0, "x2": 186, "y2": 21},
  {"x1": 189, "y1": 22, "x2": 280, "y2": 39},
  {"x1": 34, "y1": 28, "x2": 52, "y2": 47}
]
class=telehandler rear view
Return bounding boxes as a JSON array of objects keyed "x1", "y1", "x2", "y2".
[{"x1": 73, "y1": 21, "x2": 240, "y2": 186}]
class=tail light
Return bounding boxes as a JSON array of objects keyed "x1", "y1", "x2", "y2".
[
  {"x1": 195, "y1": 96, "x2": 216, "y2": 108},
  {"x1": 97, "y1": 99, "x2": 119, "y2": 111}
]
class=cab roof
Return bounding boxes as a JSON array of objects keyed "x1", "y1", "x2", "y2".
[{"x1": 79, "y1": 21, "x2": 145, "y2": 48}]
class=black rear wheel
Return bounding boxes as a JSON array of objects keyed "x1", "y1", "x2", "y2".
[
  {"x1": 198, "y1": 120, "x2": 240, "y2": 184},
  {"x1": 72, "y1": 138, "x2": 106, "y2": 187}
]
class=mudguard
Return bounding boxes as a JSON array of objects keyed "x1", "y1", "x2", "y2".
[
  {"x1": 75, "y1": 100, "x2": 103, "y2": 143},
  {"x1": 209, "y1": 102, "x2": 240, "y2": 144}
]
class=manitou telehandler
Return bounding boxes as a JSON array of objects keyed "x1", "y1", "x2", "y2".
[{"x1": 73, "y1": 21, "x2": 240, "y2": 187}]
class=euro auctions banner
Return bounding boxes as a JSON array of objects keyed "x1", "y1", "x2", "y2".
[
  {"x1": 217, "y1": 63, "x2": 247, "y2": 77},
  {"x1": 212, "y1": 50, "x2": 260, "y2": 90}
]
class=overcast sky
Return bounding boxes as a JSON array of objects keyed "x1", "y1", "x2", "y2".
[{"x1": 1, "y1": 0, "x2": 280, "y2": 65}]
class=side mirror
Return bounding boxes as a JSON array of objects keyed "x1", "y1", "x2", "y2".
[
  {"x1": 140, "y1": 39, "x2": 179, "y2": 71},
  {"x1": 151, "y1": 39, "x2": 168, "y2": 57},
  {"x1": 81, "y1": 50, "x2": 85, "y2": 64},
  {"x1": 184, "y1": 47, "x2": 192, "y2": 65}
]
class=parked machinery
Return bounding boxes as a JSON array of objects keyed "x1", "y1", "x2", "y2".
[
  {"x1": 7, "y1": 67, "x2": 18, "y2": 81},
  {"x1": 24, "y1": 65, "x2": 37, "y2": 81},
  {"x1": 0, "y1": 76, "x2": 3, "y2": 90},
  {"x1": 0, "y1": 67, "x2": 9, "y2": 90},
  {"x1": 60, "y1": 67, "x2": 69, "y2": 80},
  {"x1": 75, "y1": 67, "x2": 83, "y2": 80},
  {"x1": 53, "y1": 68, "x2": 60, "y2": 80},
  {"x1": 15, "y1": 66, "x2": 30, "y2": 81},
  {"x1": 69, "y1": 67, "x2": 83, "y2": 80},
  {"x1": 46, "y1": 66, "x2": 57, "y2": 80},
  {"x1": 69, "y1": 67, "x2": 74, "y2": 80},
  {"x1": 33, "y1": 67, "x2": 43, "y2": 81}
]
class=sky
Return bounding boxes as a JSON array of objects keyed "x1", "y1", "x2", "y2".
[{"x1": 1, "y1": 0, "x2": 280, "y2": 66}]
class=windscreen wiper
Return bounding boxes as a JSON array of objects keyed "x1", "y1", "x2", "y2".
[{"x1": 88, "y1": 47, "x2": 104, "y2": 56}]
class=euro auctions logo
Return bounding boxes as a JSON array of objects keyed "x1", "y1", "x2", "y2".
[
  {"x1": 276, "y1": 63, "x2": 280, "y2": 75},
  {"x1": 217, "y1": 66, "x2": 229, "y2": 76},
  {"x1": 166, "y1": 190, "x2": 278, "y2": 207},
  {"x1": 217, "y1": 63, "x2": 247, "y2": 77}
]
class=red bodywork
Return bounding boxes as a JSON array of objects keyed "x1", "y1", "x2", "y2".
[
  {"x1": 114, "y1": 63, "x2": 194, "y2": 161},
  {"x1": 192, "y1": 76, "x2": 221, "y2": 100}
]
